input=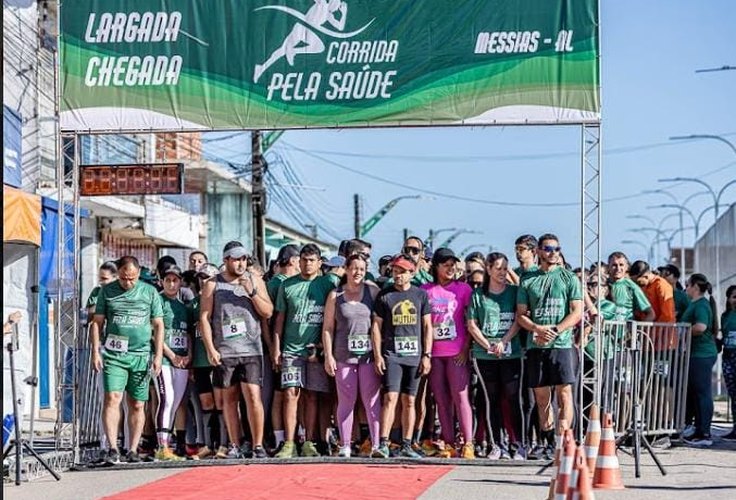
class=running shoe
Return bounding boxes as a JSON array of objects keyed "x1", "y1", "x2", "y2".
[
  {"x1": 358, "y1": 438, "x2": 372, "y2": 457},
  {"x1": 461, "y1": 443, "x2": 475, "y2": 459},
  {"x1": 125, "y1": 450, "x2": 142, "y2": 463},
  {"x1": 527, "y1": 444, "x2": 545, "y2": 461},
  {"x1": 499, "y1": 446, "x2": 512, "y2": 460},
  {"x1": 301, "y1": 440, "x2": 320, "y2": 457},
  {"x1": 436, "y1": 443, "x2": 457, "y2": 459},
  {"x1": 252, "y1": 446, "x2": 268, "y2": 459},
  {"x1": 542, "y1": 444, "x2": 555, "y2": 461},
  {"x1": 104, "y1": 448, "x2": 121, "y2": 466},
  {"x1": 372, "y1": 443, "x2": 390, "y2": 458},
  {"x1": 338, "y1": 445, "x2": 352, "y2": 458},
  {"x1": 684, "y1": 434, "x2": 713, "y2": 447},
  {"x1": 420, "y1": 439, "x2": 438, "y2": 457},
  {"x1": 275, "y1": 441, "x2": 298, "y2": 458},
  {"x1": 411, "y1": 441, "x2": 427, "y2": 457},
  {"x1": 156, "y1": 446, "x2": 185, "y2": 462},
  {"x1": 225, "y1": 444, "x2": 242, "y2": 459},
  {"x1": 510, "y1": 443, "x2": 526, "y2": 461},
  {"x1": 681, "y1": 424, "x2": 696, "y2": 439},
  {"x1": 400, "y1": 443, "x2": 422, "y2": 459},
  {"x1": 196, "y1": 445, "x2": 213, "y2": 459},
  {"x1": 487, "y1": 444, "x2": 501, "y2": 460},
  {"x1": 389, "y1": 442, "x2": 401, "y2": 457},
  {"x1": 474, "y1": 442, "x2": 487, "y2": 458},
  {"x1": 215, "y1": 445, "x2": 229, "y2": 459},
  {"x1": 721, "y1": 429, "x2": 736, "y2": 440}
]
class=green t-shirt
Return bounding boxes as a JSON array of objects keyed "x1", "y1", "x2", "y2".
[
  {"x1": 160, "y1": 294, "x2": 192, "y2": 366},
  {"x1": 517, "y1": 266, "x2": 582, "y2": 349},
  {"x1": 722, "y1": 310, "x2": 736, "y2": 350},
  {"x1": 190, "y1": 297, "x2": 210, "y2": 368},
  {"x1": 682, "y1": 297, "x2": 717, "y2": 358},
  {"x1": 674, "y1": 288, "x2": 690, "y2": 322},
  {"x1": 586, "y1": 299, "x2": 618, "y2": 358},
  {"x1": 95, "y1": 280, "x2": 163, "y2": 356},
  {"x1": 513, "y1": 264, "x2": 539, "y2": 279},
  {"x1": 276, "y1": 274, "x2": 335, "y2": 356},
  {"x1": 86, "y1": 286, "x2": 101, "y2": 309},
  {"x1": 467, "y1": 286, "x2": 521, "y2": 360},
  {"x1": 609, "y1": 277, "x2": 652, "y2": 320},
  {"x1": 325, "y1": 272, "x2": 341, "y2": 288},
  {"x1": 267, "y1": 274, "x2": 288, "y2": 302}
]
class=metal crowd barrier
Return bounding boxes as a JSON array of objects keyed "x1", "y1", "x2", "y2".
[
  {"x1": 77, "y1": 346, "x2": 104, "y2": 450},
  {"x1": 600, "y1": 320, "x2": 691, "y2": 437}
]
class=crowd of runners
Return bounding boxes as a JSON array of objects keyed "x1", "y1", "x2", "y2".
[{"x1": 86, "y1": 232, "x2": 735, "y2": 465}]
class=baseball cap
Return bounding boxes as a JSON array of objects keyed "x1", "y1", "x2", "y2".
[
  {"x1": 378, "y1": 255, "x2": 393, "y2": 267},
  {"x1": 276, "y1": 244, "x2": 300, "y2": 264},
  {"x1": 162, "y1": 265, "x2": 183, "y2": 279},
  {"x1": 391, "y1": 254, "x2": 416, "y2": 272},
  {"x1": 326, "y1": 255, "x2": 346, "y2": 268},
  {"x1": 432, "y1": 247, "x2": 460, "y2": 266},
  {"x1": 139, "y1": 266, "x2": 157, "y2": 284},
  {"x1": 196, "y1": 263, "x2": 220, "y2": 279}
]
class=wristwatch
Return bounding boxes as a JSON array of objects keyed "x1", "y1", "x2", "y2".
[{"x1": 422, "y1": 352, "x2": 432, "y2": 359}]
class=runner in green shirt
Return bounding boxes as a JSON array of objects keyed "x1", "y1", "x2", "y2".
[
  {"x1": 517, "y1": 234, "x2": 583, "y2": 453},
  {"x1": 89, "y1": 256, "x2": 164, "y2": 465},
  {"x1": 510, "y1": 234, "x2": 539, "y2": 285},
  {"x1": 681, "y1": 273, "x2": 718, "y2": 446},
  {"x1": 607, "y1": 252, "x2": 654, "y2": 321},
  {"x1": 272, "y1": 244, "x2": 335, "y2": 458}
]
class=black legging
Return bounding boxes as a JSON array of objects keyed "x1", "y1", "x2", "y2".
[{"x1": 473, "y1": 358, "x2": 523, "y2": 445}]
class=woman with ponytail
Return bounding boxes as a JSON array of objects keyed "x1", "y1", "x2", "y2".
[
  {"x1": 720, "y1": 285, "x2": 736, "y2": 440},
  {"x1": 681, "y1": 273, "x2": 718, "y2": 447}
]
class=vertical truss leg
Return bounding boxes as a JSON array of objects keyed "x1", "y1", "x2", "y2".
[{"x1": 579, "y1": 124, "x2": 602, "y2": 441}]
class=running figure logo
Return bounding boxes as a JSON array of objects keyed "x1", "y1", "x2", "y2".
[{"x1": 253, "y1": 0, "x2": 374, "y2": 83}]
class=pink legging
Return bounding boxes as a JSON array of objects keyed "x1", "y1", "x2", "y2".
[
  {"x1": 429, "y1": 356, "x2": 473, "y2": 444},
  {"x1": 335, "y1": 362, "x2": 382, "y2": 446}
]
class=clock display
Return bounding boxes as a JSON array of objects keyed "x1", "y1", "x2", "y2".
[{"x1": 79, "y1": 164, "x2": 183, "y2": 196}]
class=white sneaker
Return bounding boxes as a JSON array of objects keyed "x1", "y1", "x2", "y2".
[
  {"x1": 681, "y1": 425, "x2": 696, "y2": 439},
  {"x1": 499, "y1": 446, "x2": 512, "y2": 460},
  {"x1": 338, "y1": 445, "x2": 351, "y2": 458},
  {"x1": 487, "y1": 444, "x2": 501, "y2": 460}
]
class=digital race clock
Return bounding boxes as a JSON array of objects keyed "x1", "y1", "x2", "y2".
[{"x1": 79, "y1": 164, "x2": 184, "y2": 196}]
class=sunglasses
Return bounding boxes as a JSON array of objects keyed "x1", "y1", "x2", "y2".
[
  {"x1": 403, "y1": 246, "x2": 421, "y2": 255},
  {"x1": 515, "y1": 245, "x2": 533, "y2": 252},
  {"x1": 541, "y1": 245, "x2": 562, "y2": 253}
]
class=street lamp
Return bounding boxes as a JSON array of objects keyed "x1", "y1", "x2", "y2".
[
  {"x1": 460, "y1": 244, "x2": 487, "y2": 258},
  {"x1": 621, "y1": 239, "x2": 652, "y2": 263},
  {"x1": 669, "y1": 134, "x2": 736, "y2": 157},
  {"x1": 426, "y1": 228, "x2": 457, "y2": 247},
  {"x1": 438, "y1": 229, "x2": 482, "y2": 249},
  {"x1": 626, "y1": 214, "x2": 656, "y2": 227},
  {"x1": 358, "y1": 195, "x2": 421, "y2": 237},
  {"x1": 695, "y1": 65, "x2": 736, "y2": 73},
  {"x1": 627, "y1": 227, "x2": 673, "y2": 264}
]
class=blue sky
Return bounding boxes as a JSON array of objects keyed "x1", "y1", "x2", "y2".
[{"x1": 204, "y1": 0, "x2": 735, "y2": 268}]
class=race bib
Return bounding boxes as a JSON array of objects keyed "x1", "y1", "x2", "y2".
[
  {"x1": 725, "y1": 331, "x2": 736, "y2": 349},
  {"x1": 170, "y1": 331, "x2": 189, "y2": 351},
  {"x1": 281, "y1": 364, "x2": 303, "y2": 388},
  {"x1": 395, "y1": 336, "x2": 419, "y2": 356},
  {"x1": 433, "y1": 321, "x2": 457, "y2": 341},
  {"x1": 348, "y1": 332, "x2": 372, "y2": 355},
  {"x1": 104, "y1": 334, "x2": 129, "y2": 353},
  {"x1": 222, "y1": 318, "x2": 247, "y2": 339}
]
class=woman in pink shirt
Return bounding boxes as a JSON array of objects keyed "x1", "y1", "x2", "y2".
[{"x1": 421, "y1": 248, "x2": 474, "y2": 459}]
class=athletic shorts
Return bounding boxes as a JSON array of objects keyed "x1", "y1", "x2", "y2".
[
  {"x1": 474, "y1": 358, "x2": 522, "y2": 386},
  {"x1": 526, "y1": 348, "x2": 577, "y2": 388},
  {"x1": 216, "y1": 356, "x2": 263, "y2": 388},
  {"x1": 280, "y1": 354, "x2": 331, "y2": 393},
  {"x1": 383, "y1": 358, "x2": 421, "y2": 396},
  {"x1": 102, "y1": 352, "x2": 151, "y2": 401},
  {"x1": 194, "y1": 366, "x2": 220, "y2": 394}
]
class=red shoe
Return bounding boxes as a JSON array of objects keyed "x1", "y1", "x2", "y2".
[{"x1": 185, "y1": 444, "x2": 200, "y2": 457}]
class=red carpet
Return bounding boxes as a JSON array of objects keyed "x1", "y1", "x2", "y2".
[{"x1": 103, "y1": 464, "x2": 454, "y2": 500}]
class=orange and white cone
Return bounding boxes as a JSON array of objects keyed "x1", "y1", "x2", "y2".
[
  {"x1": 567, "y1": 444, "x2": 596, "y2": 500},
  {"x1": 584, "y1": 404, "x2": 601, "y2": 477},
  {"x1": 592, "y1": 413, "x2": 625, "y2": 490},
  {"x1": 554, "y1": 430, "x2": 576, "y2": 500},
  {"x1": 547, "y1": 419, "x2": 569, "y2": 500}
]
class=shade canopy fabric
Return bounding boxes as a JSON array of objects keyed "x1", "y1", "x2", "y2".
[{"x1": 3, "y1": 185, "x2": 41, "y2": 246}]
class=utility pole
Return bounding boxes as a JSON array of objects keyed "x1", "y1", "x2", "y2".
[
  {"x1": 427, "y1": 229, "x2": 435, "y2": 247},
  {"x1": 251, "y1": 131, "x2": 266, "y2": 266},
  {"x1": 403, "y1": 228, "x2": 409, "y2": 242},
  {"x1": 354, "y1": 194, "x2": 361, "y2": 238}
]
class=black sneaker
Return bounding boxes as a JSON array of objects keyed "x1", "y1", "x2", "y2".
[
  {"x1": 240, "y1": 441, "x2": 253, "y2": 458},
  {"x1": 104, "y1": 448, "x2": 121, "y2": 466},
  {"x1": 542, "y1": 444, "x2": 555, "y2": 461},
  {"x1": 125, "y1": 450, "x2": 142, "y2": 463},
  {"x1": 527, "y1": 444, "x2": 544, "y2": 460},
  {"x1": 252, "y1": 446, "x2": 268, "y2": 459}
]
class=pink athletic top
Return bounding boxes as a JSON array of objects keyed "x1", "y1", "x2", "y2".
[{"x1": 421, "y1": 281, "x2": 472, "y2": 357}]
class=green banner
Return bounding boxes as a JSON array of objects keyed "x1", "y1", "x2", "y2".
[{"x1": 60, "y1": 0, "x2": 600, "y2": 131}]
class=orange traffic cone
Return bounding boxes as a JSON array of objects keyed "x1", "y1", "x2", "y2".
[
  {"x1": 567, "y1": 445, "x2": 596, "y2": 500},
  {"x1": 592, "y1": 413, "x2": 624, "y2": 490},
  {"x1": 554, "y1": 430, "x2": 576, "y2": 500},
  {"x1": 547, "y1": 419, "x2": 569, "y2": 500},
  {"x1": 584, "y1": 404, "x2": 601, "y2": 477}
]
